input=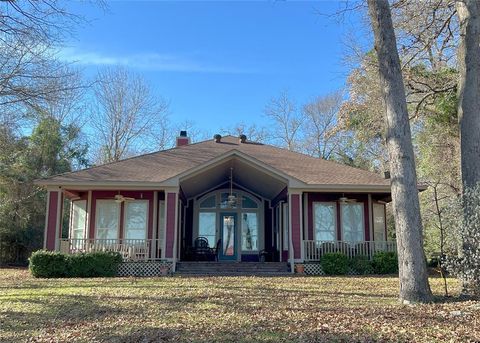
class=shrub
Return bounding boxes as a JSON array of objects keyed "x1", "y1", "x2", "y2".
[
  {"x1": 29, "y1": 250, "x2": 122, "y2": 278},
  {"x1": 350, "y1": 255, "x2": 373, "y2": 275},
  {"x1": 427, "y1": 256, "x2": 441, "y2": 268},
  {"x1": 372, "y1": 251, "x2": 398, "y2": 274},
  {"x1": 320, "y1": 252, "x2": 349, "y2": 275},
  {"x1": 29, "y1": 250, "x2": 68, "y2": 278}
]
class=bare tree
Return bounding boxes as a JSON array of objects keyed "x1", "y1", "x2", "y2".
[
  {"x1": 221, "y1": 122, "x2": 270, "y2": 143},
  {"x1": 263, "y1": 90, "x2": 304, "y2": 151},
  {"x1": 90, "y1": 67, "x2": 170, "y2": 163},
  {"x1": 368, "y1": 0, "x2": 432, "y2": 303},
  {"x1": 0, "y1": 1, "x2": 96, "y2": 124},
  {"x1": 302, "y1": 90, "x2": 344, "y2": 159},
  {"x1": 174, "y1": 120, "x2": 211, "y2": 144}
]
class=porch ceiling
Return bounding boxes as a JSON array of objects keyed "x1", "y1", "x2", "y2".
[{"x1": 180, "y1": 157, "x2": 287, "y2": 199}]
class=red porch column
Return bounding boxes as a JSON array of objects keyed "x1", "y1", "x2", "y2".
[
  {"x1": 164, "y1": 191, "x2": 178, "y2": 259},
  {"x1": 44, "y1": 188, "x2": 63, "y2": 251},
  {"x1": 289, "y1": 192, "x2": 302, "y2": 261}
]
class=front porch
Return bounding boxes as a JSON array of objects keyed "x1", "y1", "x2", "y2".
[{"x1": 58, "y1": 238, "x2": 397, "y2": 263}]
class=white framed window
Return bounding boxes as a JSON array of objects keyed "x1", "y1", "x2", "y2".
[
  {"x1": 198, "y1": 212, "x2": 216, "y2": 248},
  {"x1": 241, "y1": 212, "x2": 258, "y2": 251},
  {"x1": 373, "y1": 203, "x2": 386, "y2": 241},
  {"x1": 242, "y1": 195, "x2": 259, "y2": 209},
  {"x1": 313, "y1": 202, "x2": 337, "y2": 241},
  {"x1": 124, "y1": 200, "x2": 148, "y2": 240},
  {"x1": 95, "y1": 200, "x2": 120, "y2": 240},
  {"x1": 70, "y1": 200, "x2": 86, "y2": 240},
  {"x1": 341, "y1": 203, "x2": 365, "y2": 243},
  {"x1": 199, "y1": 195, "x2": 216, "y2": 209}
]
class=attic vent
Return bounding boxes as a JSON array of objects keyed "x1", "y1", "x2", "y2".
[
  {"x1": 214, "y1": 134, "x2": 222, "y2": 143},
  {"x1": 239, "y1": 134, "x2": 247, "y2": 143}
]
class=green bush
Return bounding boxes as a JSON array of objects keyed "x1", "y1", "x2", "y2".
[
  {"x1": 29, "y1": 250, "x2": 122, "y2": 278},
  {"x1": 372, "y1": 251, "x2": 398, "y2": 274},
  {"x1": 320, "y1": 252, "x2": 349, "y2": 275},
  {"x1": 349, "y1": 255, "x2": 373, "y2": 275},
  {"x1": 29, "y1": 250, "x2": 68, "y2": 278}
]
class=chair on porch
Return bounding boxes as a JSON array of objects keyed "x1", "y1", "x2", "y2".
[{"x1": 189, "y1": 236, "x2": 216, "y2": 261}]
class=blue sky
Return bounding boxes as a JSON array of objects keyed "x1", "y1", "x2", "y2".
[{"x1": 63, "y1": 1, "x2": 367, "y2": 135}]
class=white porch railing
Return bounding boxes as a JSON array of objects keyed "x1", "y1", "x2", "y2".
[
  {"x1": 303, "y1": 240, "x2": 397, "y2": 261},
  {"x1": 59, "y1": 239, "x2": 163, "y2": 261}
]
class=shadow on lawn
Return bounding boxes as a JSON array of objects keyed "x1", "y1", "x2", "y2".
[{"x1": 91, "y1": 324, "x2": 396, "y2": 343}]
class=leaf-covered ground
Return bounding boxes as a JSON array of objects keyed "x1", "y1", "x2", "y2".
[{"x1": 0, "y1": 268, "x2": 479, "y2": 342}]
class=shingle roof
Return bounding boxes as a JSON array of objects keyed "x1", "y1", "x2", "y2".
[{"x1": 37, "y1": 135, "x2": 390, "y2": 187}]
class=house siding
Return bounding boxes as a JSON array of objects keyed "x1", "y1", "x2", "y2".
[
  {"x1": 45, "y1": 191, "x2": 59, "y2": 250},
  {"x1": 291, "y1": 194, "x2": 301, "y2": 259},
  {"x1": 165, "y1": 192, "x2": 177, "y2": 258}
]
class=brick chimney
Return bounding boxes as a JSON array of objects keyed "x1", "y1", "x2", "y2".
[{"x1": 176, "y1": 130, "x2": 190, "y2": 147}]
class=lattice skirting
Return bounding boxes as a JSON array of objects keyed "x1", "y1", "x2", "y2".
[
  {"x1": 117, "y1": 261, "x2": 173, "y2": 277},
  {"x1": 302, "y1": 263, "x2": 325, "y2": 275},
  {"x1": 298, "y1": 263, "x2": 369, "y2": 276}
]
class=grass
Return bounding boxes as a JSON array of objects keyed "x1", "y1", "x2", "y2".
[{"x1": 0, "y1": 268, "x2": 479, "y2": 342}]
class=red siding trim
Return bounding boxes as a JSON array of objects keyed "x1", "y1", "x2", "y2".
[
  {"x1": 165, "y1": 192, "x2": 177, "y2": 258},
  {"x1": 337, "y1": 202, "x2": 342, "y2": 240},
  {"x1": 307, "y1": 200, "x2": 314, "y2": 241},
  {"x1": 364, "y1": 199, "x2": 370, "y2": 241},
  {"x1": 291, "y1": 194, "x2": 301, "y2": 259},
  {"x1": 384, "y1": 203, "x2": 388, "y2": 240},
  {"x1": 46, "y1": 191, "x2": 59, "y2": 250}
]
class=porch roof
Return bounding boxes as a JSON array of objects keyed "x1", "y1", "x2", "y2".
[{"x1": 36, "y1": 136, "x2": 391, "y2": 190}]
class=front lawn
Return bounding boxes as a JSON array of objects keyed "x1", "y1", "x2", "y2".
[{"x1": 0, "y1": 269, "x2": 478, "y2": 342}]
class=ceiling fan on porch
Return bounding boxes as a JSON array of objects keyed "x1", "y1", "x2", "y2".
[
  {"x1": 338, "y1": 194, "x2": 357, "y2": 203},
  {"x1": 114, "y1": 193, "x2": 134, "y2": 203}
]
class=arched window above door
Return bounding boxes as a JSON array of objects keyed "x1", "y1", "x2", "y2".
[
  {"x1": 199, "y1": 195, "x2": 216, "y2": 209},
  {"x1": 197, "y1": 190, "x2": 261, "y2": 210}
]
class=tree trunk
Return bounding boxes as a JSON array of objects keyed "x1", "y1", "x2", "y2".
[
  {"x1": 456, "y1": 0, "x2": 480, "y2": 296},
  {"x1": 367, "y1": 0, "x2": 433, "y2": 303},
  {"x1": 456, "y1": 0, "x2": 480, "y2": 191}
]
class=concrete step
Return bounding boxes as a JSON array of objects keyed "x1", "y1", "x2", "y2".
[{"x1": 175, "y1": 262, "x2": 290, "y2": 276}]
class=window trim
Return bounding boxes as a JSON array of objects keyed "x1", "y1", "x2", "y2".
[
  {"x1": 312, "y1": 201, "x2": 337, "y2": 242},
  {"x1": 94, "y1": 199, "x2": 121, "y2": 240},
  {"x1": 372, "y1": 202, "x2": 386, "y2": 242},
  {"x1": 198, "y1": 211, "x2": 217, "y2": 248},
  {"x1": 340, "y1": 202, "x2": 365, "y2": 242},
  {"x1": 123, "y1": 199, "x2": 149, "y2": 240},
  {"x1": 70, "y1": 199, "x2": 87, "y2": 240},
  {"x1": 240, "y1": 212, "x2": 259, "y2": 252}
]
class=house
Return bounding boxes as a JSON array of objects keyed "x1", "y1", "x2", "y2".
[{"x1": 36, "y1": 132, "x2": 396, "y2": 275}]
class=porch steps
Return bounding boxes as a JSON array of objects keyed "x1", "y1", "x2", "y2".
[{"x1": 175, "y1": 262, "x2": 291, "y2": 276}]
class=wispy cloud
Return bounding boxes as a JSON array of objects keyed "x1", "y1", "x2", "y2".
[{"x1": 58, "y1": 47, "x2": 253, "y2": 74}]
